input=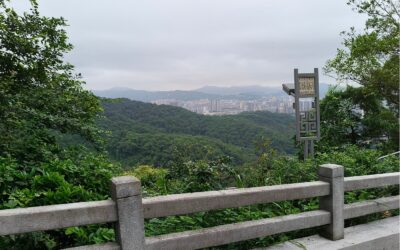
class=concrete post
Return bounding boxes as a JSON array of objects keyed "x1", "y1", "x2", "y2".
[
  {"x1": 111, "y1": 176, "x2": 145, "y2": 250},
  {"x1": 304, "y1": 140, "x2": 309, "y2": 159},
  {"x1": 310, "y1": 140, "x2": 314, "y2": 159},
  {"x1": 318, "y1": 164, "x2": 344, "y2": 240}
]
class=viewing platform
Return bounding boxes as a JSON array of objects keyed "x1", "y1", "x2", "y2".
[{"x1": 263, "y1": 215, "x2": 399, "y2": 250}]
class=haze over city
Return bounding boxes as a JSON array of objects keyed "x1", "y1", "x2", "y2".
[{"x1": 12, "y1": 0, "x2": 366, "y2": 91}]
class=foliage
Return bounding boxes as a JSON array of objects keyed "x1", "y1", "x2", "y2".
[
  {"x1": 0, "y1": 147, "x2": 120, "y2": 249},
  {"x1": 125, "y1": 165, "x2": 167, "y2": 186},
  {"x1": 126, "y1": 146, "x2": 399, "y2": 249},
  {"x1": 98, "y1": 98, "x2": 295, "y2": 168},
  {"x1": 325, "y1": 0, "x2": 399, "y2": 113},
  {"x1": 168, "y1": 156, "x2": 236, "y2": 193},
  {"x1": 318, "y1": 87, "x2": 363, "y2": 148},
  {"x1": 324, "y1": 0, "x2": 399, "y2": 150},
  {"x1": 318, "y1": 86, "x2": 399, "y2": 152},
  {"x1": 123, "y1": 165, "x2": 168, "y2": 196},
  {"x1": 106, "y1": 130, "x2": 254, "y2": 168},
  {"x1": 0, "y1": 0, "x2": 102, "y2": 163},
  {"x1": 0, "y1": 1, "x2": 117, "y2": 249}
]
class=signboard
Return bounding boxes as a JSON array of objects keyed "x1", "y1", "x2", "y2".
[
  {"x1": 298, "y1": 77, "x2": 315, "y2": 97},
  {"x1": 294, "y1": 69, "x2": 320, "y2": 141},
  {"x1": 282, "y1": 68, "x2": 320, "y2": 159}
]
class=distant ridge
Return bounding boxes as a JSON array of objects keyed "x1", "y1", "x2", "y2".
[
  {"x1": 194, "y1": 85, "x2": 283, "y2": 96},
  {"x1": 93, "y1": 84, "x2": 331, "y2": 101},
  {"x1": 93, "y1": 88, "x2": 219, "y2": 102}
]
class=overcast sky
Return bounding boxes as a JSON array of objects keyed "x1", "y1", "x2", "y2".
[{"x1": 14, "y1": 1, "x2": 366, "y2": 91}]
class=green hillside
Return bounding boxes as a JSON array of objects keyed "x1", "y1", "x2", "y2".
[{"x1": 99, "y1": 98, "x2": 295, "y2": 167}]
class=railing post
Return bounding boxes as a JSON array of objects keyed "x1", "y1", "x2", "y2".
[
  {"x1": 111, "y1": 176, "x2": 145, "y2": 250},
  {"x1": 318, "y1": 164, "x2": 344, "y2": 240}
]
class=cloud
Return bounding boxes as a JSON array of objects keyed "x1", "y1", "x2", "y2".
[{"x1": 12, "y1": 0, "x2": 367, "y2": 90}]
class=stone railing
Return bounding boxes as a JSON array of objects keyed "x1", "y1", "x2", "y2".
[{"x1": 0, "y1": 164, "x2": 399, "y2": 250}]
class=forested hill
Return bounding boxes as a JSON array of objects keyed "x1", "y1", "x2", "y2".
[{"x1": 99, "y1": 98, "x2": 295, "y2": 167}]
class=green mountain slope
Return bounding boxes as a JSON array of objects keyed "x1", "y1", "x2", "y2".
[{"x1": 99, "y1": 98, "x2": 295, "y2": 167}]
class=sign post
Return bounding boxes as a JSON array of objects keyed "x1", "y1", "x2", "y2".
[{"x1": 283, "y1": 68, "x2": 320, "y2": 159}]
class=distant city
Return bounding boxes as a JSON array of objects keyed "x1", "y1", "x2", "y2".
[
  {"x1": 152, "y1": 96, "x2": 297, "y2": 115},
  {"x1": 94, "y1": 84, "x2": 329, "y2": 116}
]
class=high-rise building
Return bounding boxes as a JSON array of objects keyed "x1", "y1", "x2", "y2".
[{"x1": 209, "y1": 99, "x2": 221, "y2": 112}]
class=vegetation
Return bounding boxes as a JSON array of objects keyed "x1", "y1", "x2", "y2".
[
  {"x1": 0, "y1": 0, "x2": 398, "y2": 249},
  {"x1": 0, "y1": 1, "x2": 119, "y2": 248},
  {"x1": 0, "y1": 148, "x2": 119, "y2": 249},
  {"x1": 324, "y1": 0, "x2": 399, "y2": 151},
  {"x1": 99, "y1": 98, "x2": 295, "y2": 167},
  {"x1": 133, "y1": 145, "x2": 399, "y2": 249},
  {"x1": 0, "y1": 0, "x2": 103, "y2": 164}
]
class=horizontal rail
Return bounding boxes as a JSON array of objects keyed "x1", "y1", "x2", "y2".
[
  {"x1": 142, "y1": 181, "x2": 330, "y2": 218},
  {"x1": 0, "y1": 200, "x2": 117, "y2": 236},
  {"x1": 145, "y1": 210, "x2": 330, "y2": 250},
  {"x1": 344, "y1": 172, "x2": 400, "y2": 192},
  {"x1": 344, "y1": 195, "x2": 400, "y2": 220}
]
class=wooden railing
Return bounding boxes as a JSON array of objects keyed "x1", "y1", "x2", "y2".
[{"x1": 0, "y1": 164, "x2": 398, "y2": 250}]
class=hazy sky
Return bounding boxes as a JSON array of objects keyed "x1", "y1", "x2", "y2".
[{"x1": 14, "y1": 1, "x2": 366, "y2": 91}]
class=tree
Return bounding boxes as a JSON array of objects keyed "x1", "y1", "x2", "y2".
[
  {"x1": 324, "y1": 0, "x2": 399, "y2": 150},
  {"x1": 0, "y1": 2, "x2": 118, "y2": 248},
  {"x1": 0, "y1": 0, "x2": 102, "y2": 163},
  {"x1": 318, "y1": 87, "x2": 363, "y2": 150},
  {"x1": 325, "y1": 0, "x2": 399, "y2": 112}
]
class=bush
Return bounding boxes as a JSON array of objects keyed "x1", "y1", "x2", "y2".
[{"x1": 0, "y1": 147, "x2": 120, "y2": 249}]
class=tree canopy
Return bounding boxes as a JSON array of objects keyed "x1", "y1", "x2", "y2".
[
  {"x1": 323, "y1": 0, "x2": 399, "y2": 151},
  {"x1": 97, "y1": 98, "x2": 295, "y2": 167},
  {"x1": 0, "y1": 0, "x2": 102, "y2": 163},
  {"x1": 325, "y1": 0, "x2": 399, "y2": 113}
]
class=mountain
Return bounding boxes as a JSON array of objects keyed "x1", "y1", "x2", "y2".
[
  {"x1": 195, "y1": 84, "x2": 331, "y2": 98},
  {"x1": 93, "y1": 84, "x2": 331, "y2": 101},
  {"x1": 319, "y1": 83, "x2": 330, "y2": 98},
  {"x1": 98, "y1": 98, "x2": 296, "y2": 167},
  {"x1": 194, "y1": 85, "x2": 283, "y2": 96},
  {"x1": 93, "y1": 88, "x2": 220, "y2": 102}
]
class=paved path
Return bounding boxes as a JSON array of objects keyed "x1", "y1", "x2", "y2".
[{"x1": 259, "y1": 216, "x2": 399, "y2": 250}]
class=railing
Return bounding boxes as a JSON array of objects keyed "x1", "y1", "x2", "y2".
[{"x1": 0, "y1": 164, "x2": 399, "y2": 250}]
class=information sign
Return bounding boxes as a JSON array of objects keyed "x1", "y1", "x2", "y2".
[
  {"x1": 299, "y1": 77, "x2": 315, "y2": 97},
  {"x1": 282, "y1": 68, "x2": 320, "y2": 159}
]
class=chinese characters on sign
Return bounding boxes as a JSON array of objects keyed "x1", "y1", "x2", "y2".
[{"x1": 298, "y1": 77, "x2": 315, "y2": 97}]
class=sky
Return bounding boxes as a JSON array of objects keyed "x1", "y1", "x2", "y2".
[{"x1": 13, "y1": 0, "x2": 366, "y2": 91}]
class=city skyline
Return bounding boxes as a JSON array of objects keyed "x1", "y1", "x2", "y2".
[
  {"x1": 94, "y1": 82, "x2": 330, "y2": 115},
  {"x1": 151, "y1": 96, "x2": 297, "y2": 115}
]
